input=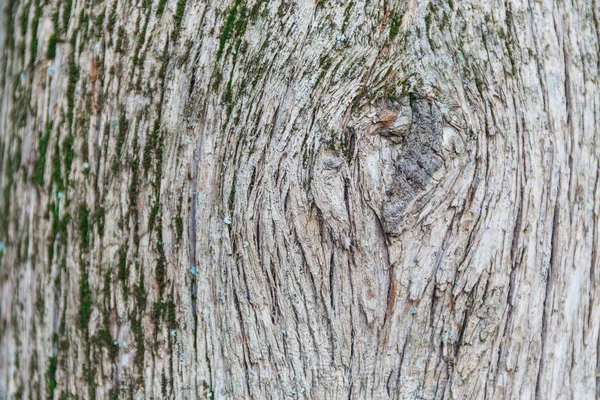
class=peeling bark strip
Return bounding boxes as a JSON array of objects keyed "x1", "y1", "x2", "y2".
[{"x1": 0, "y1": 0, "x2": 599, "y2": 398}]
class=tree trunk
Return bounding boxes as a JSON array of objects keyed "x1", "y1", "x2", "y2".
[{"x1": 1, "y1": 0, "x2": 599, "y2": 398}]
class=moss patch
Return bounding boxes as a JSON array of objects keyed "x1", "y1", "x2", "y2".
[
  {"x1": 78, "y1": 203, "x2": 90, "y2": 249},
  {"x1": 173, "y1": 0, "x2": 187, "y2": 40},
  {"x1": 33, "y1": 121, "x2": 53, "y2": 186},
  {"x1": 62, "y1": 0, "x2": 73, "y2": 32},
  {"x1": 30, "y1": 1, "x2": 43, "y2": 62},
  {"x1": 389, "y1": 12, "x2": 402, "y2": 40},
  {"x1": 93, "y1": 207, "x2": 105, "y2": 237},
  {"x1": 47, "y1": 34, "x2": 57, "y2": 59},
  {"x1": 118, "y1": 248, "x2": 127, "y2": 284},
  {"x1": 157, "y1": 0, "x2": 168, "y2": 15},
  {"x1": 47, "y1": 356, "x2": 58, "y2": 399},
  {"x1": 117, "y1": 114, "x2": 128, "y2": 156},
  {"x1": 78, "y1": 265, "x2": 92, "y2": 329}
]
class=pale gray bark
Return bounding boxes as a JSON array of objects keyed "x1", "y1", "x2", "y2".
[{"x1": 0, "y1": 0, "x2": 599, "y2": 398}]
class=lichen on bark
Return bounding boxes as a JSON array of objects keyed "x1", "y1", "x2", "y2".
[{"x1": 1, "y1": 0, "x2": 599, "y2": 399}]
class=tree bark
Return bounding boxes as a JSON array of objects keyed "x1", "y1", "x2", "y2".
[{"x1": 1, "y1": 0, "x2": 599, "y2": 398}]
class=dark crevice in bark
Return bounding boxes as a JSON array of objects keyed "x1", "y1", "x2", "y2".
[
  {"x1": 593, "y1": 157, "x2": 600, "y2": 396},
  {"x1": 421, "y1": 284, "x2": 442, "y2": 397},
  {"x1": 329, "y1": 248, "x2": 335, "y2": 311},
  {"x1": 535, "y1": 202, "x2": 560, "y2": 400},
  {"x1": 453, "y1": 297, "x2": 471, "y2": 359},
  {"x1": 300, "y1": 268, "x2": 328, "y2": 366},
  {"x1": 561, "y1": 33, "x2": 576, "y2": 206},
  {"x1": 232, "y1": 286, "x2": 254, "y2": 398},
  {"x1": 343, "y1": 177, "x2": 351, "y2": 222},
  {"x1": 347, "y1": 307, "x2": 356, "y2": 399},
  {"x1": 496, "y1": 108, "x2": 525, "y2": 377},
  {"x1": 392, "y1": 328, "x2": 410, "y2": 400},
  {"x1": 268, "y1": 259, "x2": 281, "y2": 322}
]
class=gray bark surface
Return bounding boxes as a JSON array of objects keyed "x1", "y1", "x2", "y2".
[{"x1": 1, "y1": 0, "x2": 599, "y2": 398}]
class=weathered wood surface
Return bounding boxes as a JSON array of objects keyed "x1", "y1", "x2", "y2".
[{"x1": 1, "y1": 0, "x2": 599, "y2": 398}]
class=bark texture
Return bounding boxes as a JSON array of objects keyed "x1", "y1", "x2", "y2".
[{"x1": 1, "y1": 0, "x2": 599, "y2": 398}]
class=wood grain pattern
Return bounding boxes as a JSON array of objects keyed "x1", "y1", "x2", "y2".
[{"x1": 0, "y1": 0, "x2": 599, "y2": 398}]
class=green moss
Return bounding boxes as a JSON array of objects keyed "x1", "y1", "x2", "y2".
[
  {"x1": 63, "y1": 134, "x2": 74, "y2": 180},
  {"x1": 66, "y1": 44, "x2": 80, "y2": 133},
  {"x1": 149, "y1": 130, "x2": 164, "y2": 234},
  {"x1": 135, "y1": 278, "x2": 147, "y2": 311},
  {"x1": 78, "y1": 266, "x2": 92, "y2": 328},
  {"x1": 4, "y1": 0, "x2": 18, "y2": 51},
  {"x1": 233, "y1": 3, "x2": 247, "y2": 37},
  {"x1": 78, "y1": 203, "x2": 90, "y2": 249},
  {"x1": 78, "y1": 10, "x2": 89, "y2": 37},
  {"x1": 148, "y1": 202, "x2": 159, "y2": 232},
  {"x1": 151, "y1": 300, "x2": 162, "y2": 322},
  {"x1": 474, "y1": 73, "x2": 484, "y2": 98},
  {"x1": 424, "y1": 13, "x2": 431, "y2": 38},
  {"x1": 133, "y1": 10, "x2": 150, "y2": 67},
  {"x1": 167, "y1": 301, "x2": 176, "y2": 330},
  {"x1": 96, "y1": 10, "x2": 104, "y2": 33},
  {"x1": 47, "y1": 34, "x2": 57, "y2": 59},
  {"x1": 217, "y1": 0, "x2": 243, "y2": 60},
  {"x1": 33, "y1": 121, "x2": 53, "y2": 186},
  {"x1": 157, "y1": 0, "x2": 168, "y2": 15},
  {"x1": 131, "y1": 313, "x2": 144, "y2": 365},
  {"x1": 107, "y1": 2, "x2": 117, "y2": 32},
  {"x1": 36, "y1": 290, "x2": 45, "y2": 317},
  {"x1": 83, "y1": 363, "x2": 95, "y2": 399},
  {"x1": 59, "y1": 213, "x2": 71, "y2": 235},
  {"x1": 51, "y1": 141, "x2": 63, "y2": 191},
  {"x1": 223, "y1": 78, "x2": 233, "y2": 103},
  {"x1": 129, "y1": 142, "x2": 139, "y2": 206},
  {"x1": 249, "y1": 0, "x2": 266, "y2": 20},
  {"x1": 49, "y1": 203, "x2": 59, "y2": 260},
  {"x1": 103, "y1": 268, "x2": 112, "y2": 303},
  {"x1": 96, "y1": 271, "x2": 118, "y2": 362},
  {"x1": 93, "y1": 207, "x2": 105, "y2": 237},
  {"x1": 14, "y1": 385, "x2": 24, "y2": 399},
  {"x1": 62, "y1": 0, "x2": 73, "y2": 32},
  {"x1": 94, "y1": 327, "x2": 118, "y2": 362},
  {"x1": 175, "y1": 216, "x2": 183, "y2": 240},
  {"x1": 118, "y1": 248, "x2": 127, "y2": 283},
  {"x1": 172, "y1": 0, "x2": 187, "y2": 40},
  {"x1": 10, "y1": 80, "x2": 28, "y2": 128},
  {"x1": 143, "y1": 121, "x2": 159, "y2": 173},
  {"x1": 115, "y1": 26, "x2": 125, "y2": 52},
  {"x1": 21, "y1": 3, "x2": 31, "y2": 36},
  {"x1": 31, "y1": 1, "x2": 43, "y2": 62},
  {"x1": 151, "y1": 299, "x2": 175, "y2": 330},
  {"x1": 155, "y1": 253, "x2": 166, "y2": 295},
  {"x1": 47, "y1": 356, "x2": 58, "y2": 399},
  {"x1": 18, "y1": 41, "x2": 26, "y2": 59},
  {"x1": 389, "y1": 12, "x2": 401, "y2": 40},
  {"x1": 228, "y1": 171, "x2": 237, "y2": 211},
  {"x1": 117, "y1": 114, "x2": 128, "y2": 156},
  {"x1": 155, "y1": 140, "x2": 164, "y2": 180}
]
